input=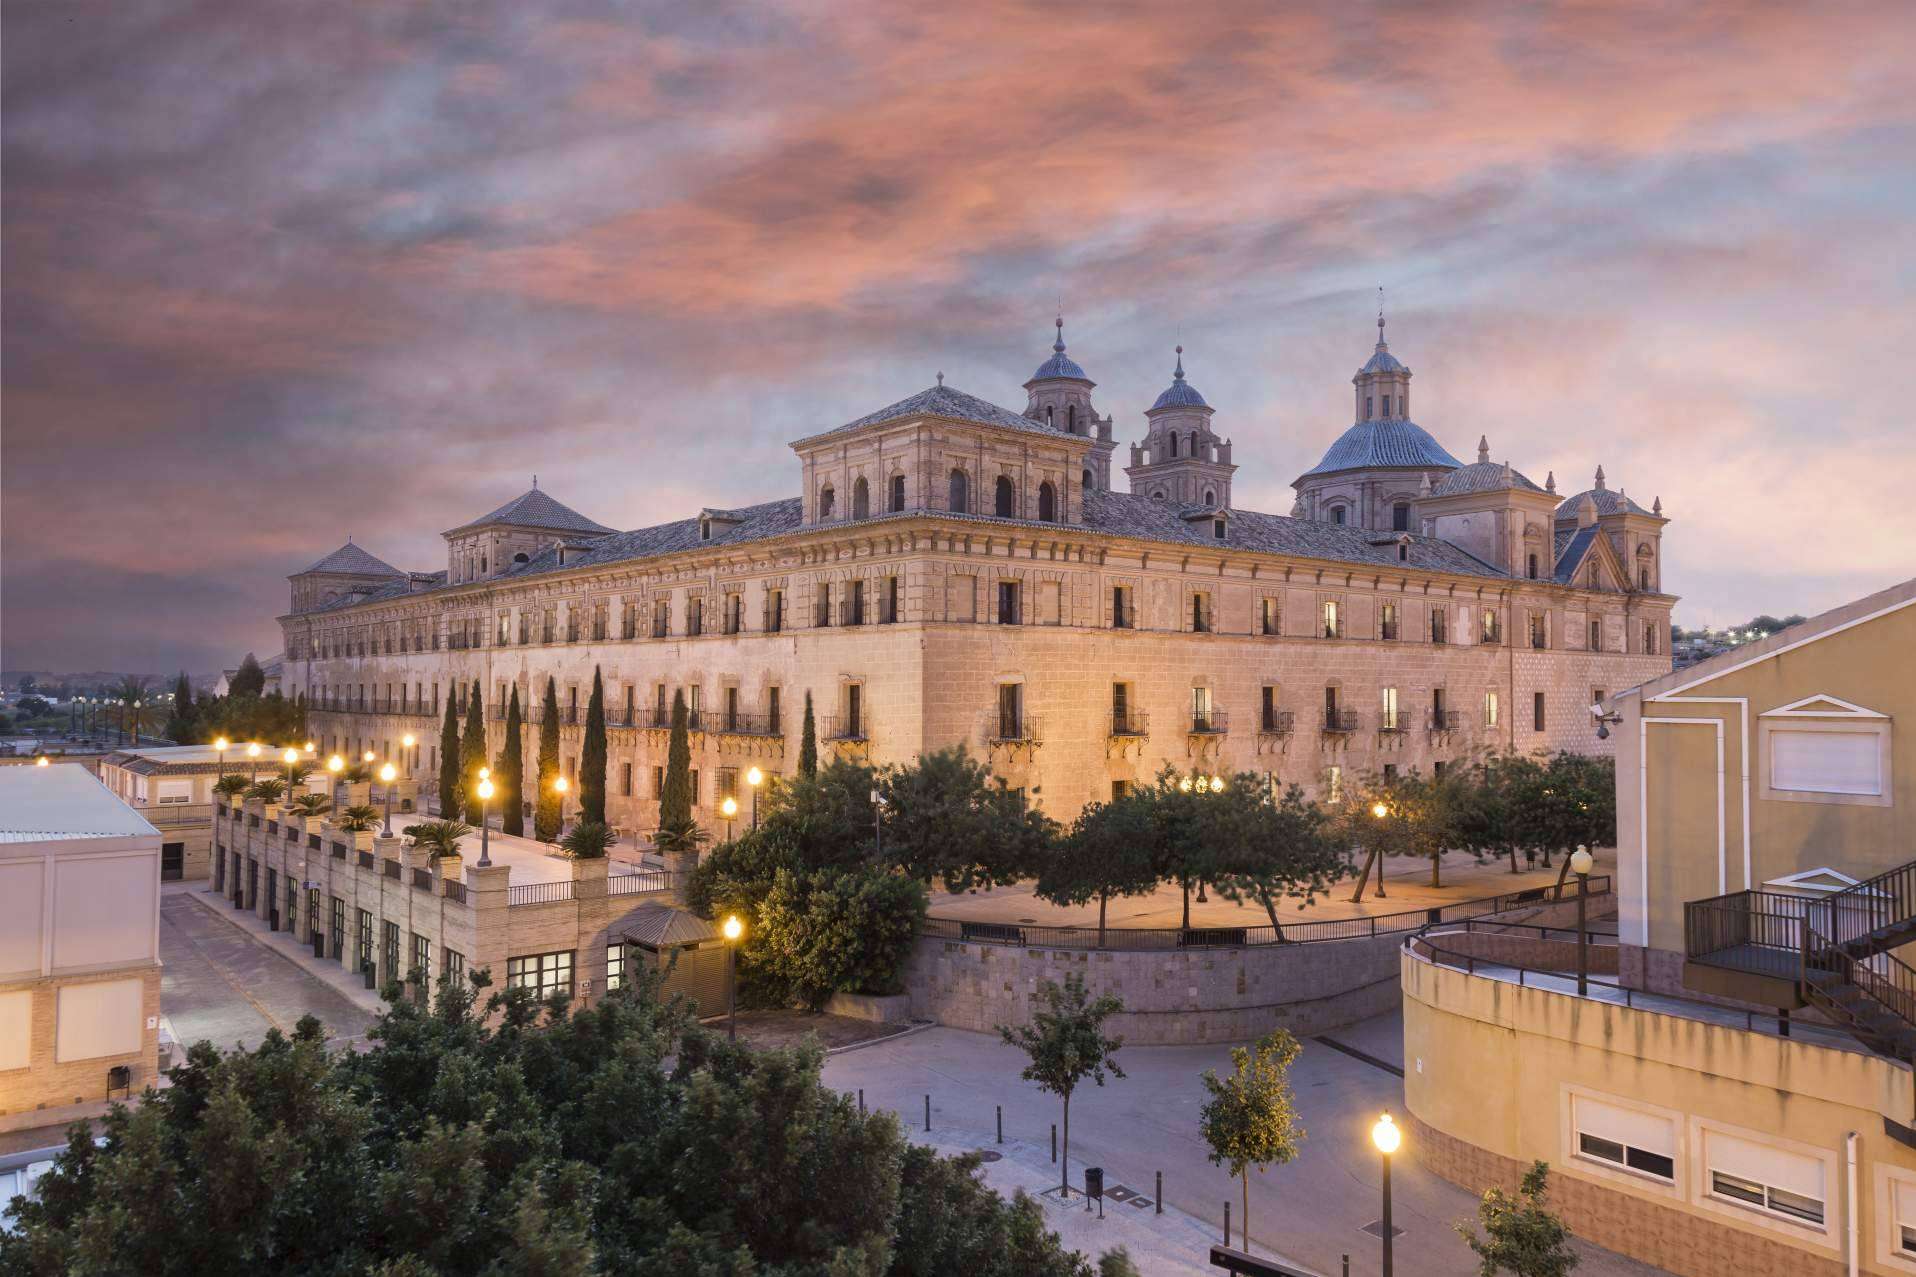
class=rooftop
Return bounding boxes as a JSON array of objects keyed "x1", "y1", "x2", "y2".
[
  {"x1": 297, "y1": 542, "x2": 404, "y2": 578},
  {"x1": 799, "y1": 381, "x2": 1061, "y2": 443},
  {"x1": 449, "y1": 488, "x2": 616, "y2": 537},
  {"x1": 1299, "y1": 418, "x2": 1462, "y2": 478},
  {"x1": 0, "y1": 764, "x2": 160, "y2": 844}
]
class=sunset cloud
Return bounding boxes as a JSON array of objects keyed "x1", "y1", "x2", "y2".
[{"x1": 4, "y1": 0, "x2": 1913, "y2": 674}]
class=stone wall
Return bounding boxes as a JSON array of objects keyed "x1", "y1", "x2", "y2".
[{"x1": 1426, "y1": 929, "x2": 1619, "y2": 975}]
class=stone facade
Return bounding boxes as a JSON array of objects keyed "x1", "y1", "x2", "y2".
[{"x1": 278, "y1": 321, "x2": 1675, "y2": 830}]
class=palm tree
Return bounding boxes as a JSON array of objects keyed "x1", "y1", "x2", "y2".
[
  {"x1": 113, "y1": 676, "x2": 153, "y2": 747},
  {"x1": 343, "y1": 761, "x2": 374, "y2": 785},
  {"x1": 335, "y1": 804, "x2": 380, "y2": 832},
  {"x1": 213, "y1": 774, "x2": 250, "y2": 802},
  {"x1": 286, "y1": 762, "x2": 314, "y2": 792},
  {"x1": 653, "y1": 820, "x2": 710, "y2": 860},
  {"x1": 245, "y1": 777, "x2": 288, "y2": 804},
  {"x1": 407, "y1": 819, "x2": 472, "y2": 859},
  {"x1": 288, "y1": 793, "x2": 330, "y2": 819},
  {"x1": 559, "y1": 820, "x2": 617, "y2": 860}
]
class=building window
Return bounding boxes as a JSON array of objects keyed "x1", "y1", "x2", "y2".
[
  {"x1": 1364, "y1": 396, "x2": 1374, "y2": 420},
  {"x1": 1261, "y1": 686, "x2": 1280, "y2": 731},
  {"x1": 1380, "y1": 602, "x2": 1399, "y2": 640},
  {"x1": 723, "y1": 593, "x2": 743, "y2": 635},
  {"x1": 1640, "y1": 566, "x2": 1652, "y2": 591},
  {"x1": 852, "y1": 476, "x2": 870, "y2": 519},
  {"x1": 998, "y1": 581, "x2": 1021, "y2": 625},
  {"x1": 444, "y1": 949, "x2": 465, "y2": 988},
  {"x1": 1704, "y1": 1131, "x2": 1824, "y2": 1227},
  {"x1": 766, "y1": 588, "x2": 785, "y2": 633},
  {"x1": 607, "y1": 942, "x2": 628, "y2": 991},
  {"x1": 621, "y1": 763, "x2": 632, "y2": 796},
  {"x1": 995, "y1": 476, "x2": 1015, "y2": 518},
  {"x1": 1533, "y1": 692, "x2": 1546, "y2": 732},
  {"x1": 1485, "y1": 691, "x2": 1500, "y2": 727},
  {"x1": 1113, "y1": 585, "x2": 1133, "y2": 629},
  {"x1": 819, "y1": 485, "x2": 836, "y2": 519},
  {"x1": 1191, "y1": 591, "x2": 1213, "y2": 633},
  {"x1": 411, "y1": 933, "x2": 430, "y2": 987},
  {"x1": 1212, "y1": 518, "x2": 1226, "y2": 540},
  {"x1": 1380, "y1": 687, "x2": 1401, "y2": 731},
  {"x1": 996, "y1": 683, "x2": 1024, "y2": 740},
  {"x1": 815, "y1": 584, "x2": 833, "y2": 628},
  {"x1": 1481, "y1": 609, "x2": 1502, "y2": 644},
  {"x1": 1767, "y1": 726, "x2": 1887, "y2": 798},
  {"x1": 1431, "y1": 607, "x2": 1448, "y2": 644},
  {"x1": 687, "y1": 596, "x2": 704, "y2": 637},
  {"x1": 654, "y1": 766, "x2": 665, "y2": 798},
  {"x1": 1321, "y1": 600, "x2": 1342, "y2": 639},
  {"x1": 1260, "y1": 597, "x2": 1280, "y2": 636},
  {"x1": 1529, "y1": 611, "x2": 1548, "y2": 649},
  {"x1": 507, "y1": 951, "x2": 575, "y2": 999},
  {"x1": 1039, "y1": 482, "x2": 1057, "y2": 523},
  {"x1": 1191, "y1": 686, "x2": 1215, "y2": 733},
  {"x1": 1527, "y1": 552, "x2": 1539, "y2": 579},
  {"x1": 1327, "y1": 765, "x2": 1342, "y2": 804},
  {"x1": 1330, "y1": 506, "x2": 1347, "y2": 525},
  {"x1": 1589, "y1": 618, "x2": 1602, "y2": 650},
  {"x1": 843, "y1": 684, "x2": 862, "y2": 738},
  {"x1": 849, "y1": 580, "x2": 866, "y2": 626},
  {"x1": 1392, "y1": 503, "x2": 1410, "y2": 532},
  {"x1": 1571, "y1": 1095, "x2": 1675, "y2": 1183},
  {"x1": 768, "y1": 686, "x2": 782, "y2": 734},
  {"x1": 652, "y1": 600, "x2": 670, "y2": 638},
  {"x1": 1644, "y1": 621, "x2": 1660, "y2": 655},
  {"x1": 891, "y1": 473, "x2": 907, "y2": 513},
  {"x1": 949, "y1": 468, "x2": 969, "y2": 513}
]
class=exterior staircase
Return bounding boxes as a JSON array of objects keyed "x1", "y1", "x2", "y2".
[{"x1": 1686, "y1": 857, "x2": 1916, "y2": 1062}]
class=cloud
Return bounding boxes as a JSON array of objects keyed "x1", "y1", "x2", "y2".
[{"x1": 4, "y1": 0, "x2": 1914, "y2": 671}]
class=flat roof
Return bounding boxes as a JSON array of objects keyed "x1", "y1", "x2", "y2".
[{"x1": 0, "y1": 763, "x2": 160, "y2": 843}]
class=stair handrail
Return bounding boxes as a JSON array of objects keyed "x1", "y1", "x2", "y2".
[
  {"x1": 1824, "y1": 858, "x2": 1916, "y2": 947},
  {"x1": 1803, "y1": 918, "x2": 1916, "y2": 1044}
]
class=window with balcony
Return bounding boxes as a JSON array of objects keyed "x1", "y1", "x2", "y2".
[
  {"x1": 844, "y1": 684, "x2": 863, "y2": 738},
  {"x1": 1380, "y1": 686, "x2": 1402, "y2": 732},
  {"x1": 1111, "y1": 683, "x2": 1141, "y2": 735},
  {"x1": 996, "y1": 683, "x2": 1024, "y2": 740},
  {"x1": 1191, "y1": 686, "x2": 1218, "y2": 733},
  {"x1": 1191, "y1": 591, "x2": 1213, "y2": 633},
  {"x1": 725, "y1": 685, "x2": 741, "y2": 732},
  {"x1": 1261, "y1": 685, "x2": 1287, "y2": 733},
  {"x1": 767, "y1": 686, "x2": 782, "y2": 735}
]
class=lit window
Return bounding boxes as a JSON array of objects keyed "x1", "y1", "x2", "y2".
[{"x1": 507, "y1": 950, "x2": 575, "y2": 999}]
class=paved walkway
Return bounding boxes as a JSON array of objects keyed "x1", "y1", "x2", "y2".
[
  {"x1": 821, "y1": 1016, "x2": 1664, "y2": 1277},
  {"x1": 928, "y1": 847, "x2": 1610, "y2": 931},
  {"x1": 161, "y1": 886, "x2": 380, "y2": 1053}
]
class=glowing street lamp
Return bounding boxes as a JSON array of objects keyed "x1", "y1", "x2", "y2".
[
  {"x1": 722, "y1": 915, "x2": 744, "y2": 1042},
  {"x1": 552, "y1": 775, "x2": 569, "y2": 839},
  {"x1": 1570, "y1": 844, "x2": 1595, "y2": 996},
  {"x1": 720, "y1": 795, "x2": 738, "y2": 842},
  {"x1": 746, "y1": 766, "x2": 764, "y2": 829},
  {"x1": 247, "y1": 742, "x2": 262, "y2": 783},
  {"x1": 476, "y1": 777, "x2": 495, "y2": 866},
  {"x1": 1371, "y1": 1112, "x2": 1401, "y2": 1276},
  {"x1": 401, "y1": 733, "x2": 416, "y2": 777},
  {"x1": 282, "y1": 747, "x2": 300, "y2": 799},
  {"x1": 214, "y1": 736, "x2": 230, "y2": 781},
  {"x1": 379, "y1": 763, "x2": 398, "y2": 836},
  {"x1": 35, "y1": 755, "x2": 50, "y2": 768}
]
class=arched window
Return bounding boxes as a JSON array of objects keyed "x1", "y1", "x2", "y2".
[
  {"x1": 994, "y1": 476, "x2": 1015, "y2": 518},
  {"x1": 1203, "y1": 487, "x2": 1216, "y2": 507},
  {"x1": 513, "y1": 552, "x2": 529, "y2": 564},
  {"x1": 1151, "y1": 488, "x2": 1167, "y2": 501},
  {"x1": 1168, "y1": 433, "x2": 1179, "y2": 458},
  {"x1": 890, "y1": 473, "x2": 906, "y2": 513},
  {"x1": 1392, "y1": 503, "x2": 1410, "y2": 532},
  {"x1": 819, "y1": 486, "x2": 836, "y2": 519},
  {"x1": 948, "y1": 469, "x2": 969, "y2": 513},
  {"x1": 1067, "y1": 404, "x2": 1078, "y2": 434},
  {"x1": 1639, "y1": 566, "x2": 1651, "y2": 590},
  {"x1": 1045, "y1": 405, "x2": 1054, "y2": 426},
  {"x1": 1038, "y1": 482, "x2": 1056, "y2": 523},
  {"x1": 852, "y1": 476, "x2": 870, "y2": 520},
  {"x1": 1365, "y1": 396, "x2": 1373, "y2": 420},
  {"x1": 1082, "y1": 468, "x2": 1093, "y2": 488},
  {"x1": 1331, "y1": 506, "x2": 1347, "y2": 525}
]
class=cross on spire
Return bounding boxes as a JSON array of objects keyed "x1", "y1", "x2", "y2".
[
  {"x1": 1377, "y1": 285, "x2": 1387, "y2": 347},
  {"x1": 1173, "y1": 344, "x2": 1185, "y2": 380}
]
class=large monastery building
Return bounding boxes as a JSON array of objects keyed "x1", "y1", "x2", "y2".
[{"x1": 280, "y1": 315, "x2": 1674, "y2": 829}]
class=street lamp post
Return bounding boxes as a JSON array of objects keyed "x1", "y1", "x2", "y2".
[
  {"x1": 553, "y1": 775, "x2": 569, "y2": 839},
  {"x1": 327, "y1": 753, "x2": 345, "y2": 801},
  {"x1": 1371, "y1": 1112, "x2": 1400, "y2": 1277},
  {"x1": 1570, "y1": 844, "x2": 1595, "y2": 997},
  {"x1": 722, "y1": 915, "x2": 743, "y2": 1042},
  {"x1": 379, "y1": 763, "x2": 398, "y2": 836},
  {"x1": 401, "y1": 733, "x2": 416, "y2": 778},
  {"x1": 476, "y1": 777, "x2": 494, "y2": 867},
  {"x1": 283, "y1": 748, "x2": 299, "y2": 801},
  {"x1": 720, "y1": 795, "x2": 738, "y2": 843},
  {"x1": 214, "y1": 737, "x2": 229, "y2": 783},
  {"x1": 870, "y1": 788, "x2": 886, "y2": 857},
  {"x1": 247, "y1": 742, "x2": 262, "y2": 785},
  {"x1": 746, "y1": 766, "x2": 763, "y2": 829},
  {"x1": 1368, "y1": 800, "x2": 1391, "y2": 899},
  {"x1": 131, "y1": 699, "x2": 142, "y2": 747}
]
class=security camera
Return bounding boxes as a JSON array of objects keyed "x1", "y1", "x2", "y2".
[{"x1": 1596, "y1": 721, "x2": 1610, "y2": 741}]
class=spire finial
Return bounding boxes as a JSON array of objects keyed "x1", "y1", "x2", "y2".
[
  {"x1": 1594, "y1": 464, "x2": 1606, "y2": 490},
  {"x1": 1174, "y1": 344, "x2": 1184, "y2": 380},
  {"x1": 532, "y1": 473, "x2": 538, "y2": 489},
  {"x1": 936, "y1": 370, "x2": 944, "y2": 387},
  {"x1": 1377, "y1": 285, "x2": 1387, "y2": 348},
  {"x1": 1477, "y1": 435, "x2": 1490, "y2": 464},
  {"x1": 1653, "y1": 495, "x2": 1663, "y2": 516},
  {"x1": 1054, "y1": 314, "x2": 1066, "y2": 354},
  {"x1": 1545, "y1": 470, "x2": 1557, "y2": 494}
]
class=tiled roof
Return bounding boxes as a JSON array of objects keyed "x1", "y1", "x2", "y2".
[
  {"x1": 1080, "y1": 491, "x2": 1504, "y2": 577},
  {"x1": 1554, "y1": 488, "x2": 1652, "y2": 521},
  {"x1": 502, "y1": 498, "x2": 805, "y2": 580},
  {"x1": 619, "y1": 902, "x2": 720, "y2": 949},
  {"x1": 297, "y1": 542, "x2": 404, "y2": 577},
  {"x1": 1300, "y1": 419, "x2": 1463, "y2": 477},
  {"x1": 1359, "y1": 343, "x2": 1406, "y2": 375},
  {"x1": 1428, "y1": 461, "x2": 1545, "y2": 498},
  {"x1": 304, "y1": 570, "x2": 446, "y2": 613},
  {"x1": 1553, "y1": 525, "x2": 1601, "y2": 584},
  {"x1": 800, "y1": 383, "x2": 1058, "y2": 443},
  {"x1": 452, "y1": 488, "x2": 615, "y2": 536}
]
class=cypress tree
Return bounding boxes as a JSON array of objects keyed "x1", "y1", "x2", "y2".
[
  {"x1": 798, "y1": 690, "x2": 819, "y2": 778},
  {"x1": 500, "y1": 685, "x2": 525, "y2": 837},
  {"x1": 163, "y1": 671, "x2": 196, "y2": 742},
  {"x1": 535, "y1": 677, "x2": 561, "y2": 841},
  {"x1": 460, "y1": 680, "x2": 486, "y2": 825},
  {"x1": 438, "y1": 692, "x2": 461, "y2": 818},
  {"x1": 660, "y1": 689, "x2": 693, "y2": 831},
  {"x1": 580, "y1": 666, "x2": 607, "y2": 824}
]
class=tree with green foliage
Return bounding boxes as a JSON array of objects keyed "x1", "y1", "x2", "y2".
[
  {"x1": 228, "y1": 653, "x2": 266, "y2": 699},
  {"x1": 756, "y1": 865, "x2": 928, "y2": 1009},
  {"x1": 406, "y1": 818, "x2": 472, "y2": 859},
  {"x1": 534, "y1": 677, "x2": 561, "y2": 841},
  {"x1": 1037, "y1": 795, "x2": 1161, "y2": 947},
  {"x1": 580, "y1": 666, "x2": 606, "y2": 824},
  {"x1": 438, "y1": 692, "x2": 461, "y2": 819},
  {"x1": 244, "y1": 777, "x2": 287, "y2": 804},
  {"x1": 798, "y1": 689, "x2": 818, "y2": 777},
  {"x1": 1000, "y1": 973, "x2": 1126, "y2": 1196},
  {"x1": 878, "y1": 746, "x2": 1056, "y2": 892},
  {"x1": 213, "y1": 774, "x2": 249, "y2": 803},
  {"x1": 1207, "y1": 777, "x2": 1348, "y2": 938},
  {"x1": 655, "y1": 688, "x2": 696, "y2": 848},
  {"x1": 459, "y1": 681, "x2": 486, "y2": 826},
  {"x1": 0, "y1": 968, "x2": 1124, "y2": 1276},
  {"x1": 1199, "y1": 1030, "x2": 1306, "y2": 1252},
  {"x1": 1451, "y1": 753, "x2": 1531, "y2": 875},
  {"x1": 559, "y1": 820, "x2": 616, "y2": 860},
  {"x1": 499, "y1": 685, "x2": 525, "y2": 837},
  {"x1": 161, "y1": 672, "x2": 196, "y2": 742},
  {"x1": 335, "y1": 804, "x2": 379, "y2": 833},
  {"x1": 1455, "y1": 1161, "x2": 1581, "y2": 1277}
]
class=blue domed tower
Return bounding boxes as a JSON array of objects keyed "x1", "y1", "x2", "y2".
[
  {"x1": 1124, "y1": 346, "x2": 1238, "y2": 508},
  {"x1": 1291, "y1": 312, "x2": 1461, "y2": 530},
  {"x1": 1024, "y1": 316, "x2": 1117, "y2": 490}
]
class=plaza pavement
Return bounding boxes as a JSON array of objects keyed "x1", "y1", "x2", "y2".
[
  {"x1": 927, "y1": 846, "x2": 1612, "y2": 933},
  {"x1": 820, "y1": 1013, "x2": 1666, "y2": 1277}
]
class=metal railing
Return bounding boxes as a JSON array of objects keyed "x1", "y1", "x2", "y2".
[
  {"x1": 1110, "y1": 708, "x2": 1149, "y2": 737},
  {"x1": 331, "y1": 841, "x2": 348, "y2": 860},
  {"x1": 1322, "y1": 709, "x2": 1358, "y2": 733},
  {"x1": 507, "y1": 880, "x2": 575, "y2": 906},
  {"x1": 444, "y1": 880, "x2": 467, "y2": 904},
  {"x1": 382, "y1": 858, "x2": 402, "y2": 880},
  {"x1": 1428, "y1": 709, "x2": 1460, "y2": 732},
  {"x1": 714, "y1": 711, "x2": 780, "y2": 737},
  {"x1": 923, "y1": 876, "x2": 1610, "y2": 951},
  {"x1": 1684, "y1": 889, "x2": 1807, "y2": 978},
  {"x1": 1189, "y1": 709, "x2": 1228, "y2": 735},
  {"x1": 1378, "y1": 711, "x2": 1408, "y2": 734},
  {"x1": 357, "y1": 849, "x2": 374, "y2": 869},
  {"x1": 609, "y1": 869, "x2": 682, "y2": 896},
  {"x1": 822, "y1": 715, "x2": 867, "y2": 742},
  {"x1": 1257, "y1": 711, "x2": 1294, "y2": 736},
  {"x1": 989, "y1": 714, "x2": 1040, "y2": 744},
  {"x1": 411, "y1": 868, "x2": 433, "y2": 892}
]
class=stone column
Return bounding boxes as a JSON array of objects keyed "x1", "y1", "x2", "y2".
[
  {"x1": 466, "y1": 862, "x2": 513, "y2": 1015},
  {"x1": 573, "y1": 856, "x2": 610, "y2": 1008},
  {"x1": 372, "y1": 832, "x2": 402, "y2": 986}
]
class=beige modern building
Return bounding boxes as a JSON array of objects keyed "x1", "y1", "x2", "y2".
[
  {"x1": 96, "y1": 744, "x2": 255, "y2": 883},
  {"x1": 211, "y1": 785, "x2": 697, "y2": 1010},
  {"x1": 0, "y1": 764, "x2": 163, "y2": 1129},
  {"x1": 278, "y1": 319, "x2": 1675, "y2": 828},
  {"x1": 1404, "y1": 576, "x2": 1916, "y2": 1276}
]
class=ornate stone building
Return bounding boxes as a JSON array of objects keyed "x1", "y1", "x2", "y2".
[{"x1": 279, "y1": 318, "x2": 1675, "y2": 832}]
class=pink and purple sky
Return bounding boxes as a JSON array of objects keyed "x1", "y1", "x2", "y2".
[{"x1": 5, "y1": 0, "x2": 1914, "y2": 676}]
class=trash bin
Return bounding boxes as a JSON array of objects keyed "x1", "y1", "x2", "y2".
[
  {"x1": 362, "y1": 962, "x2": 376, "y2": 990},
  {"x1": 1084, "y1": 1166, "x2": 1103, "y2": 1200}
]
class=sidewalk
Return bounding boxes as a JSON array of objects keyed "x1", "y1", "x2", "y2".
[{"x1": 174, "y1": 884, "x2": 386, "y2": 1019}]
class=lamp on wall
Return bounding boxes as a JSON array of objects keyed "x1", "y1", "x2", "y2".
[{"x1": 1589, "y1": 702, "x2": 1622, "y2": 740}]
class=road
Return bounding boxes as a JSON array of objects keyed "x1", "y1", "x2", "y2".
[{"x1": 821, "y1": 1013, "x2": 1667, "y2": 1277}]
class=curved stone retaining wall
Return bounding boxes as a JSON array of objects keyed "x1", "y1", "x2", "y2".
[{"x1": 902, "y1": 892, "x2": 1613, "y2": 1044}]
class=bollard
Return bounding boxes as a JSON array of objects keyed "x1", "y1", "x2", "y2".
[
  {"x1": 996, "y1": 1105, "x2": 1002, "y2": 1144},
  {"x1": 1155, "y1": 1170, "x2": 1162, "y2": 1215},
  {"x1": 1224, "y1": 1200, "x2": 1232, "y2": 1246},
  {"x1": 1051, "y1": 1123, "x2": 1057, "y2": 1163},
  {"x1": 1342, "y1": 1257, "x2": 1350, "y2": 1277},
  {"x1": 924, "y1": 1094, "x2": 930, "y2": 1133}
]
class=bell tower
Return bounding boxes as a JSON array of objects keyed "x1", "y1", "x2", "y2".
[
  {"x1": 1024, "y1": 316, "x2": 1117, "y2": 491},
  {"x1": 1124, "y1": 346, "x2": 1237, "y2": 508}
]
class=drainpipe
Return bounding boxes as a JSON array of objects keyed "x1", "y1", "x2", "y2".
[{"x1": 1847, "y1": 1130, "x2": 1858, "y2": 1277}]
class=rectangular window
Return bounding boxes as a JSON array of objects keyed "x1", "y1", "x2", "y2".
[
  {"x1": 506, "y1": 951, "x2": 575, "y2": 999},
  {"x1": 1327, "y1": 765, "x2": 1342, "y2": 804},
  {"x1": 1533, "y1": 692, "x2": 1546, "y2": 731},
  {"x1": 1770, "y1": 730, "x2": 1883, "y2": 796},
  {"x1": 768, "y1": 686, "x2": 782, "y2": 735},
  {"x1": 411, "y1": 933, "x2": 430, "y2": 987},
  {"x1": 1485, "y1": 691, "x2": 1501, "y2": 727},
  {"x1": 1481, "y1": 609, "x2": 1501, "y2": 644},
  {"x1": 1261, "y1": 686, "x2": 1279, "y2": 731},
  {"x1": 815, "y1": 585, "x2": 833, "y2": 627},
  {"x1": 382, "y1": 921, "x2": 401, "y2": 985},
  {"x1": 725, "y1": 686, "x2": 740, "y2": 731},
  {"x1": 1380, "y1": 687, "x2": 1401, "y2": 731},
  {"x1": 997, "y1": 683, "x2": 1023, "y2": 740},
  {"x1": 1431, "y1": 607, "x2": 1448, "y2": 644},
  {"x1": 1379, "y1": 602, "x2": 1398, "y2": 641},
  {"x1": 1111, "y1": 780, "x2": 1130, "y2": 801},
  {"x1": 1588, "y1": 618, "x2": 1602, "y2": 650},
  {"x1": 607, "y1": 941, "x2": 628, "y2": 991},
  {"x1": 654, "y1": 766, "x2": 665, "y2": 798},
  {"x1": 1530, "y1": 611, "x2": 1549, "y2": 649},
  {"x1": 1321, "y1": 599, "x2": 1342, "y2": 639},
  {"x1": 1260, "y1": 597, "x2": 1280, "y2": 636},
  {"x1": 331, "y1": 897, "x2": 345, "y2": 956},
  {"x1": 766, "y1": 588, "x2": 785, "y2": 633},
  {"x1": 690, "y1": 769, "x2": 699, "y2": 804},
  {"x1": 1112, "y1": 585, "x2": 1133, "y2": 629},
  {"x1": 1571, "y1": 1096, "x2": 1675, "y2": 1183},
  {"x1": 845, "y1": 684, "x2": 862, "y2": 737},
  {"x1": 849, "y1": 580, "x2": 866, "y2": 625},
  {"x1": 444, "y1": 949, "x2": 465, "y2": 987},
  {"x1": 998, "y1": 580, "x2": 1021, "y2": 625},
  {"x1": 621, "y1": 763, "x2": 632, "y2": 796},
  {"x1": 1191, "y1": 591, "x2": 1212, "y2": 633},
  {"x1": 1705, "y1": 1131, "x2": 1824, "y2": 1227},
  {"x1": 883, "y1": 576, "x2": 900, "y2": 624},
  {"x1": 1644, "y1": 621, "x2": 1660, "y2": 655},
  {"x1": 652, "y1": 600, "x2": 670, "y2": 638},
  {"x1": 687, "y1": 597, "x2": 704, "y2": 637}
]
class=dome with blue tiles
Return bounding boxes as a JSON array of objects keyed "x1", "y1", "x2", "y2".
[
  {"x1": 1301, "y1": 419, "x2": 1461, "y2": 477},
  {"x1": 1030, "y1": 316, "x2": 1089, "y2": 382},
  {"x1": 1149, "y1": 346, "x2": 1210, "y2": 411}
]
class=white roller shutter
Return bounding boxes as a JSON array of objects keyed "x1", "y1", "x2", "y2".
[{"x1": 1771, "y1": 730, "x2": 1881, "y2": 795}]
